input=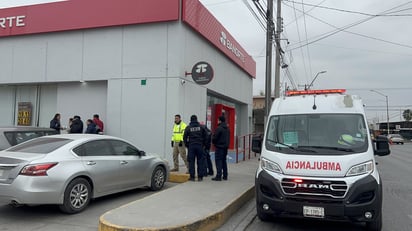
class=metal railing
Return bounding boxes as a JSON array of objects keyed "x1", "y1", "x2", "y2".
[{"x1": 235, "y1": 133, "x2": 257, "y2": 163}]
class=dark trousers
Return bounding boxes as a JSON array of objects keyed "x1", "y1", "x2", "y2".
[
  {"x1": 187, "y1": 144, "x2": 205, "y2": 178},
  {"x1": 214, "y1": 147, "x2": 228, "y2": 179},
  {"x1": 203, "y1": 149, "x2": 214, "y2": 175}
]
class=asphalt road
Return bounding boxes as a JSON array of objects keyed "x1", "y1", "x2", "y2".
[
  {"x1": 0, "y1": 183, "x2": 176, "y2": 231},
  {"x1": 219, "y1": 143, "x2": 412, "y2": 231}
]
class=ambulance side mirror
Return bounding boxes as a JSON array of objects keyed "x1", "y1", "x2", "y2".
[
  {"x1": 374, "y1": 135, "x2": 390, "y2": 156},
  {"x1": 252, "y1": 134, "x2": 263, "y2": 154}
]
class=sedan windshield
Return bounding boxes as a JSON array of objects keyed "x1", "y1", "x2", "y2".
[
  {"x1": 7, "y1": 137, "x2": 72, "y2": 154},
  {"x1": 265, "y1": 113, "x2": 368, "y2": 155}
]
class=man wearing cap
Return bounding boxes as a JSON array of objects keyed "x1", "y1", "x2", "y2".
[
  {"x1": 212, "y1": 115, "x2": 230, "y2": 181},
  {"x1": 183, "y1": 115, "x2": 207, "y2": 181}
]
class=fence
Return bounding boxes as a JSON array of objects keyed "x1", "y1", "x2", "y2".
[{"x1": 234, "y1": 133, "x2": 258, "y2": 163}]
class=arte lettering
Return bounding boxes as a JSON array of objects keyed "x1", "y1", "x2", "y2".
[
  {"x1": 285, "y1": 161, "x2": 342, "y2": 171},
  {"x1": 0, "y1": 15, "x2": 26, "y2": 29}
]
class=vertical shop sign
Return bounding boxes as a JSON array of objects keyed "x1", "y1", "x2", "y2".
[
  {"x1": 206, "y1": 106, "x2": 212, "y2": 130},
  {"x1": 17, "y1": 102, "x2": 32, "y2": 126}
]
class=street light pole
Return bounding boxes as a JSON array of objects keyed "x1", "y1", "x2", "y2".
[
  {"x1": 306, "y1": 70, "x2": 327, "y2": 90},
  {"x1": 370, "y1": 90, "x2": 390, "y2": 135}
]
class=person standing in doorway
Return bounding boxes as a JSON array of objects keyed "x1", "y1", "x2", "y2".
[
  {"x1": 171, "y1": 114, "x2": 189, "y2": 172},
  {"x1": 202, "y1": 124, "x2": 214, "y2": 176},
  {"x1": 50, "y1": 113, "x2": 62, "y2": 134},
  {"x1": 212, "y1": 115, "x2": 230, "y2": 181},
  {"x1": 93, "y1": 114, "x2": 104, "y2": 134},
  {"x1": 183, "y1": 115, "x2": 207, "y2": 181}
]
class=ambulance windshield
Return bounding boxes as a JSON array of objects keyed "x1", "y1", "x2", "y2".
[{"x1": 265, "y1": 113, "x2": 368, "y2": 154}]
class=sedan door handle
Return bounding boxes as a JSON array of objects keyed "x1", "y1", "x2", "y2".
[
  {"x1": 120, "y1": 161, "x2": 128, "y2": 165},
  {"x1": 87, "y1": 161, "x2": 96, "y2": 165}
]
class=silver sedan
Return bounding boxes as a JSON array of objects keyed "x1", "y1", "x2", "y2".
[{"x1": 0, "y1": 134, "x2": 169, "y2": 214}]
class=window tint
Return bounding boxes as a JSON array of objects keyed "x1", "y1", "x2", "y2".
[
  {"x1": 108, "y1": 140, "x2": 139, "y2": 155},
  {"x1": 7, "y1": 137, "x2": 72, "y2": 153},
  {"x1": 75, "y1": 140, "x2": 113, "y2": 156}
]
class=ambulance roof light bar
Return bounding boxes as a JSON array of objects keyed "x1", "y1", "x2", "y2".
[{"x1": 286, "y1": 89, "x2": 346, "y2": 96}]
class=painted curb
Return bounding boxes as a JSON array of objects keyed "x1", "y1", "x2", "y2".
[
  {"x1": 98, "y1": 186, "x2": 255, "y2": 231},
  {"x1": 168, "y1": 172, "x2": 190, "y2": 183}
]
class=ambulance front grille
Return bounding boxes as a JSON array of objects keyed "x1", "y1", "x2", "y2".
[{"x1": 281, "y1": 178, "x2": 348, "y2": 198}]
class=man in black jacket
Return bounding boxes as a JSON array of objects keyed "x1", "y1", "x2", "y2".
[
  {"x1": 212, "y1": 115, "x2": 230, "y2": 181},
  {"x1": 70, "y1": 115, "x2": 84, "y2": 134},
  {"x1": 183, "y1": 115, "x2": 207, "y2": 181}
]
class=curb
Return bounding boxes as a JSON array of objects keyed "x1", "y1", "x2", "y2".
[
  {"x1": 98, "y1": 186, "x2": 255, "y2": 231},
  {"x1": 168, "y1": 172, "x2": 190, "y2": 183}
]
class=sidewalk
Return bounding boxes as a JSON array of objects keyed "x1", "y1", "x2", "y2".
[{"x1": 99, "y1": 158, "x2": 259, "y2": 231}]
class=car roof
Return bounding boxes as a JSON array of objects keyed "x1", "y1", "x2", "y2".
[{"x1": 45, "y1": 134, "x2": 126, "y2": 142}]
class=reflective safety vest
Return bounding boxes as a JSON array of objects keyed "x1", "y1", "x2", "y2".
[{"x1": 172, "y1": 122, "x2": 187, "y2": 142}]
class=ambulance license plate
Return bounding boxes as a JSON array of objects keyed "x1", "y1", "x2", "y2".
[{"x1": 303, "y1": 206, "x2": 324, "y2": 218}]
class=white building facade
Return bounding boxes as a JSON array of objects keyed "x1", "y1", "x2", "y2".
[{"x1": 0, "y1": 0, "x2": 256, "y2": 160}]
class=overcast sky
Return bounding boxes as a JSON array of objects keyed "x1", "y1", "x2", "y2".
[
  {"x1": 200, "y1": 0, "x2": 412, "y2": 123},
  {"x1": 1, "y1": 0, "x2": 411, "y2": 123}
]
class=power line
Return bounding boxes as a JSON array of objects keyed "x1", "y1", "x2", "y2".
[
  {"x1": 284, "y1": 0, "x2": 412, "y2": 17},
  {"x1": 284, "y1": 1, "x2": 412, "y2": 51},
  {"x1": 346, "y1": 87, "x2": 412, "y2": 90},
  {"x1": 308, "y1": 42, "x2": 412, "y2": 56},
  {"x1": 290, "y1": 0, "x2": 309, "y2": 82},
  {"x1": 242, "y1": 0, "x2": 267, "y2": 31},
  {"x1": 285, "y1": 0, "x2": 327, "y2": 27},
  {"x1": 301, "y1": 0, "x2": 313, "y2": 81}
]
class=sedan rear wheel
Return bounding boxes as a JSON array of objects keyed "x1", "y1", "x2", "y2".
[
  {"x1": 150, "y1": 166, "x2": 166, "y2": 191},
  {"x1": 59, "y1": 178, "x2": 91, "y2": 214}
]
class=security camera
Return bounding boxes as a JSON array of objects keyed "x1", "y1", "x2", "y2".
[{"x1": 181, "y1": 79, "x2": 186, "y2": 85}]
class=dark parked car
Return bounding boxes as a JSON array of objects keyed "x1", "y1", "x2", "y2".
[{"x1": 0, "y1": 126, "x2": 59, "y2": 150}]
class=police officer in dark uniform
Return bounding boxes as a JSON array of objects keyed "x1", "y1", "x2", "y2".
[
  {"x1": 183, "y1": 115, "x2": 207, "y2": 181},
  {"x1": 212, "y1": 115, "x2": 230, "y2": 181}
]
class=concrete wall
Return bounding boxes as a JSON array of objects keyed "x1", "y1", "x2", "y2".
[{"x1": 0, "y1": 20, "x2": 254, "y2": 160}]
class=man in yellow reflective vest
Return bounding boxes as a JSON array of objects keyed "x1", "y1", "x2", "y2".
[{"x1": 171, "y1": 114, "x2": 189, "y2": 172}]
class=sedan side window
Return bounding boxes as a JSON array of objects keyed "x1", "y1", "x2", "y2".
[
  {"x1": 109, "y1": 140, "x2": 139, "y2": 156},
  {"x1": 79, "y1": 140, "x2": 113, "y2": 156}
]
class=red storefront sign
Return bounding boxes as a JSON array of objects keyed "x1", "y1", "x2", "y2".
[
  {"x1": 0, "y1": 0, "x2": 179, "y2": 37},
  {"x1": 0, "y1": 0, "x2": 255, "y2": 77},
  {"x1": 182, "y1": 0, "x2": 256, "y2": 78}
]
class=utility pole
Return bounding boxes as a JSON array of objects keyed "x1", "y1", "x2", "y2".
[
  {"x1": 264, "y1": 0, "x2": 274, "y2": 118},
  {"x1": 274, "y1": 0, "x2": 282, "y2": 99}
]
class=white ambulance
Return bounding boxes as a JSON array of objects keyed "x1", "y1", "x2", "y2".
[{"x1": 252, "y1": 89, "x2": 390, "y2": 231}]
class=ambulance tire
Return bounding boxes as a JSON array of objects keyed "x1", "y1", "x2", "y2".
[{"x1": 365, "y1": 211, "x2": 382, "y2": 231}]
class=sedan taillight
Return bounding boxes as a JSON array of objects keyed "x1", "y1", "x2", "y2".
[{"x1": 19, "y1": 163, "x2": 58, "y2": 176}]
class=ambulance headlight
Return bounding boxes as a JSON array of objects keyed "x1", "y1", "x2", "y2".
[
  {"x1": 346, "y1": 160, "x2": 374, "y2": 177},
  {"x1": 261, "y1": 158, "x2": 283, "y2": 174}
]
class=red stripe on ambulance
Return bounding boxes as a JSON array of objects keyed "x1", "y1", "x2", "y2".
[{"x1": 285, "y1": 161, "x2": 342, "y2": 171}]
